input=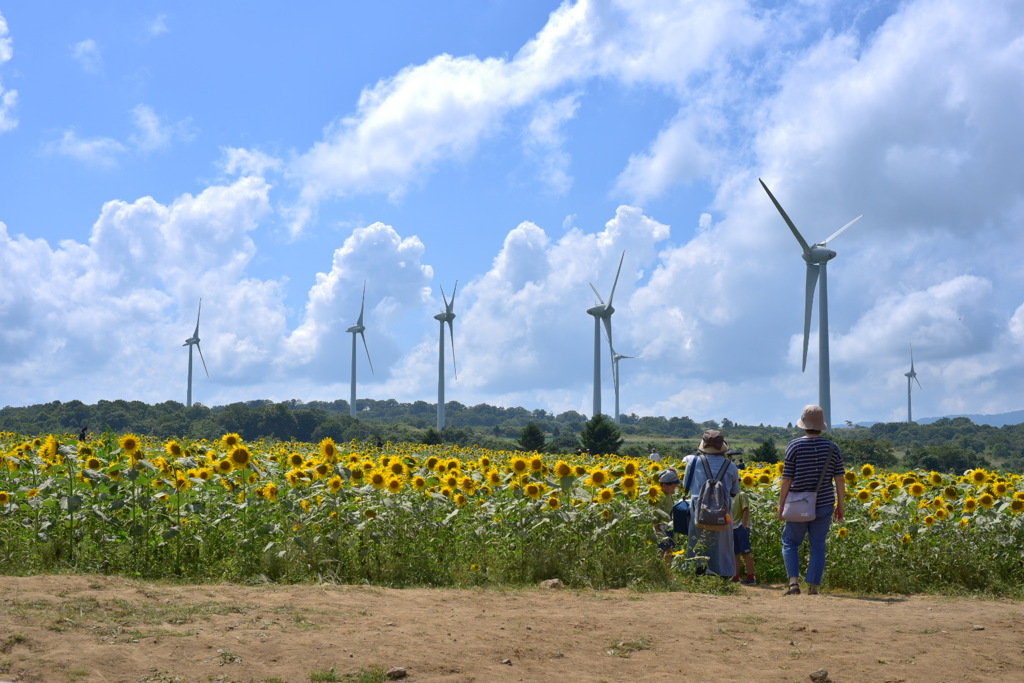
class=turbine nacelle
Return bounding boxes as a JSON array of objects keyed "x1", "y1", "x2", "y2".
[
  {"x1": 803, "y1": 246, "x2": 837, "y2": 265},
  {"x1": 587, "y1": 303, "x2": 614, "y2": 318},
  {"x1": 346, "y1": 323, "x2": 365, "y2": 334}
]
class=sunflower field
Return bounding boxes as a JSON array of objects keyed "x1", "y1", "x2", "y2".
[{"x1": 1, "y1": 431, "x2": 1022, "y2": 595}]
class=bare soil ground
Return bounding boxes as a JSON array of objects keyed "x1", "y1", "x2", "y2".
[{"x1": 1, "y1": 575, "x2": 1022, "y2": 683}]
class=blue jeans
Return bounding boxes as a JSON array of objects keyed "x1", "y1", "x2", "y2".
[{"x1": 782, "y1": 504, "x2": 833, "y2": 585}]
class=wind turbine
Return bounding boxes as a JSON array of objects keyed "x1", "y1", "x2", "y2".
[
  {"x1": 760, "y1": 179, "x2": 862, "y2": 431},
  {"x1": 905, "y1": 344, "x2": 922, "y2": 423},
  {"x1": 434, "y1": 283, "x2": 457, "y2": 431},
  {"x1": 586, "y1": 251, "x2": 625, "y2": 418},
  {"x1": 346, "y1": 281, "x2": 374, "y2": 419},
  {"x1": 610, "y1": 344, "x2": 638, "y2": 425},
  {"x1": 183, "y1": 299, "x2": 209, "y2": 408}
]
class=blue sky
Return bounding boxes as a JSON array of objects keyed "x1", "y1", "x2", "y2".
[{"x1": 2, "y1": 0, "x2": 1024, "y2": 428}]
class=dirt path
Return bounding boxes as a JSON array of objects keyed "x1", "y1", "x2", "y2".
[{"x1": 1, "y1": 575, "x2": 1021, "y2": 682}]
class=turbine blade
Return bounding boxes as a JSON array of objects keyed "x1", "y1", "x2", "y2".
[
  {"x1": 802, "y1": 263, "x2": 818, "y2": 372},
  {"x1": 357, "y1": 281, "x2": 367, "y2": 325},
  {"x1": 193, "y1": 299, "x2": 202, "y2": 338},
  {"x1": 760, "y1": 178, "x2": 812, "y2": 255},
  {"x1": 360, "y1": 331, "x2": 374, "y2": 374},
  {"x1": 914, "y1": 376, "x2": 923, "y2": 390},
  {"x1": 196, "y1": 343, "x2": 210, "y2": 378},
  {"x1": 446, "y1": 319, "x2": 457, "y2": 380},
  {"x1": 589, "y1": 282, "x2": 605, "y2": 305},
  {"x1": 821, "y1": 214, "x2": 863, "y2": 245},
  {"x1": 439, "y1": 285, "x2": 450, "y2": 311},
  {"x1": 447, "y1": 281, "x2": 458, "y2": 314},
  {"x1": 607, "y1": 251, "x2": 625, "y2": 307}
]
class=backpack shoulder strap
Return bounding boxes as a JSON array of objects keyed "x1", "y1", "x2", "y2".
[
  {"x1": 699, "y1": 453, "x2": 713, "y2": 479},
  {"x1": 714, "y1": 457, "x2": 730, "y2": 482}
]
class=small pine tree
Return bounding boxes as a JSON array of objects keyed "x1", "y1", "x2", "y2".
[
  {"x1": 422, "y1": 427, "x2": 442, "y2": 445},
  {"x1": 752, "y1": 438, "x2": 779, "y2": 463},
  {"x1": 516, "y1": 422, "x2": 546, "y2": 452},
  {"x1": 579, "y1": 414, "x2": 625, "y2": 455}
]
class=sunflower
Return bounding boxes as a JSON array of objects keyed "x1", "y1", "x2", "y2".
[
  {"x1": 289, "y1": 453, "x2": 305, "y2": 468},
  {"x1": 230, "y1": 447, "x2": 251, "y2": 469},
  {"x1": 0, "y1": 491, "x2": 10, "y2": 505},
  {"x1": 935, "y1": 507, "x2": 949, "y2": 520},
  {"x1": 370, "y1": 471, "x2": 387, "y2": 489},
  {"x1": 923, "y1": 514, "x2": 936, "y2": 527},
  {"x1": 85, "y1": 456, "x2": 102, "y2": 471},
  {"x1": 944, "y1": 485, "x2": 959, "y2": 499},
  {"x1": 510, "y1": 457, "x2": 529, "y2": 475},
  {"x1": 929, "y1": 471, "x2": 944, "y2": 486},
  {"x1": 836, "y1": 527, "x2": 849, "y2": 538},
  {"x1": 263, "y1": 482, "x2": 279, "y2": 502},
  {"x1": 479, "y1": 455, "x2": 491, "y2": 469},
  {"x1": 587, "y1": 469, "x2": 610, "y2": 487},
  {"x1": 488, "y1": 471, "x2": 502, "y2": 485},
  {"x1": 425, "y1": 456, "x2": 440, "y2": 471},
  {"x1": 620, "y1": 475, "x2": 638, "y2": 494},
  {"x1": 856, "y1": 488, "x2": 871, "y2": 503},
  {"x1": 742, "y1": 474, "x2": 756, "y2": 487},
  {"x1": 546, "y1": 496, "x2": 561, "y2": 510},
  {"x1": 529, "y1": 457, "x2": 544, "y2": 472},
  {"x1": 459, "y1": 476, "x2": 476, "y2": 494},
  {"x1": 574, "y1": 465, "x2": 588, "y2": 477},
  {"x1": 758, "y1": 473, "x2": 772, "y2": 485},
  {"x1": 554, "y1": 460, "x2": 573, "y2": 478},
  {"x1": 390, "y1": 461, "x2": 407, "y2": 477},
  {"x1": 959, "y1": 517, "x2": 969, "y2": 529},
  {"x1": 221, "y1": 433, "x2": 241, "y2": 449},
  {"x1": 993, "y1": 482, "x2": 1009, "y2": 497},
  {"x1": 387, "y1": 477, "x2": 403, "y2": 494},
  {"x1": 844, "y1": 471, "x2": 857, "y2": 485},
  {"x1": 597, "y1": 487, "x2": 615, "y2": 504},
  {"x1": 860, "y1": 464, "x2": 875, "y2": 478},
  {"x1": 319, "y1": 438, "x2": 338, "y2": 462},
  {"x1": 444, "y1": 474, "x2": 459, "y2": 490},
  {"x1": 119, "y1": 434, "x2": 141, "y2": 454},
  {"x1": 902, "y1": 533, "x2": 912, "y2": 545},
  {"x1": 602, "y1": 508, "x2": 612, "y2": 520},
  {"x1": 365, "y1": 509, "x2": 377, "y2": 519},
  {"x1": 524, "y1": 482, "x2": 542, "y2": 500},
  {"x1": 1010, "y1": 499, "x2": 1024, "y2": 514},
  {"x1": 963, "y1": 497, "x2": 978, "y2": 513},
  {"x1": 165, "y1": 441, "x2": 183, "y2": 458},
  {"x1": 907, "y1": 482, "x2": 926, "y2": 497},
  {"x1": 978, "y1": 493, "x2": 995, "y2": 509},
  {"x1": 215, "y1": 459, "x2": 233, "y2": 474},
  {"x1": 623, "y1": 460, "x2": 639, "y2": 476},
  {"x1": 349, "y1": 467, "x2": 364, "y2": 483},
  {"x1": 454, "y1": 493, "x2": 468, "y2": 507},
  {"x1": 969, "y1": 469, "x2": 988, "y2": 485},
  {"x1": 412, "y1": 476, "x2": 428, "y2": 492}
]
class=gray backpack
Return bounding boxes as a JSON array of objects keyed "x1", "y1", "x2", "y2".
[{"x1": 694, "y1": 454, "x2": 731, "y2": 531}]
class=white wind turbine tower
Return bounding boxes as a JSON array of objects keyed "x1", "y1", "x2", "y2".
[
  {"x1": 586, "y1": 251, "x2": 625, "y2": 418},
  {"x1": 346, "y1": 282, "x2": 374, "y2": 419},
  {"x1": 760, "y1": 179, "x2": 863, "y2": 432},
  {"x1": 434, "y1": 283, "x2": 457, "y2": 431},
  {"x1": 610, "y1": 344, "x2": 638, "y2": 425},
  {"x1": 905, "y1": 344, "x2": 922, "y2": 423},
  {"x1": 183, "y1": 299, "x2": 209, "y2": 408}
]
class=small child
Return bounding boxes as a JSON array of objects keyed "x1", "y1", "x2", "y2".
[
  {"x1": 653, "y1": 468, "x2": 681, "y2": 561},
  {"x1": 732, "y1": 485, "x2": 756, "y2": 584}
]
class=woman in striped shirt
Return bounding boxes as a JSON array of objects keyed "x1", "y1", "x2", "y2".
[{"x1": 777, "y1": 405, "x2": 846, "y2": 595}]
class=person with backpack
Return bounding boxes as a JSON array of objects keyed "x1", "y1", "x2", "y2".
[
  {"x1": 778, "y1": 405, "x2": 846, "y2": 595},
  {"x1": 681, "y1": 429, "x2": 740, "y2": 577}
]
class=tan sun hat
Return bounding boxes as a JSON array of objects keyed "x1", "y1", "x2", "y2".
[
  {"x1": 698, "y1": 429, "x2": 729, "y2": 454},
  {"x1": 796, "y1": 404, "x2": 828, "y2": 431}
]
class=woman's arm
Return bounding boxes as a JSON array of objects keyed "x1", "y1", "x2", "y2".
[{"x1": 833, "y1": 475, "x2": 845, "y2": 522}]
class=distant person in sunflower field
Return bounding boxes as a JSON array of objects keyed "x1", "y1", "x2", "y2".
[
  {"x1": 649, "y1": 446, "x2": 661, "y2": 462},
  {"x1": 778, "y1": 405, "x2": 846, "y2": 596},
  {"x1": 682, "y1": 429, "x2": 739, "y2": 577}
]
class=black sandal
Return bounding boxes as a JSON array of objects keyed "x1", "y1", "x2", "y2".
[{"x1": 784, "y1": 582, "x2": 801, "y2": 595}]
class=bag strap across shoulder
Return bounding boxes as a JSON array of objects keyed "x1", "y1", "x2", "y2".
[
  {"x1": 699, "y1": 453, "x2": 729, "y2": 483},
  {"x1": 813, "y1": 449, "x2": 834, "y2": 493}
]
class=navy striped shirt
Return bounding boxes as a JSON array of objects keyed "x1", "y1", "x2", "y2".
[{"x1": 781, "y1": 436, "x2": 845, "y2": 509}]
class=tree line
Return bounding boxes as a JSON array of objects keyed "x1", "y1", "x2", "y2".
[{"x1": 0, "y1": 400, "x2": 1021, "y2": 472}]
